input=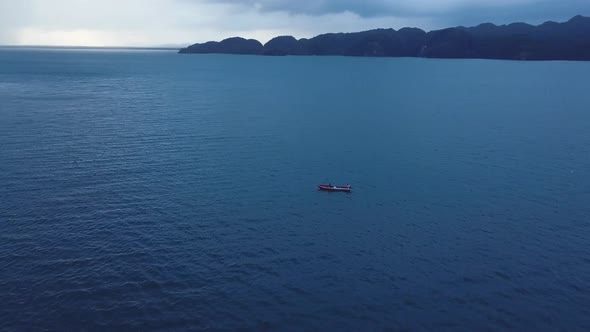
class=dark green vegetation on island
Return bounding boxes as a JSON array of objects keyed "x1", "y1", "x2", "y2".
[{"x1": 179, "y1": 15, "x2": 590, "y2": 60}]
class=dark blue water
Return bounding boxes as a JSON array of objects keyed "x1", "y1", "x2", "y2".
[{"x1": 1, "y1": 48, "x2": 590, "y2": 331}]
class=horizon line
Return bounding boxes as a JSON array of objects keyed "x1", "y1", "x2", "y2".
[{"x1": 0, "y1": 45, "x2": 181, "y2": 50}]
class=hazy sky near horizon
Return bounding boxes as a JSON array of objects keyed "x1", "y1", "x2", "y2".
[{"x1": 0, "y1": 0, "x2": 588, "y2": 46}]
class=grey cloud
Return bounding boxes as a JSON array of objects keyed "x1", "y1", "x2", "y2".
[
  {"x1": 204, "y1": 0, "x2": 590, "y2": 23},
  {"x1": 217, "y1": 0, "x2": 404, "y2": 17},
  {"x1": 201, "y1": 0, "x2": 428, "y2": 17}
]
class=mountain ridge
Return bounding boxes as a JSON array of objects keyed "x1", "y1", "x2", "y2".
[{"x1": 179, "y1": 15, "x2": 590, "y2": 60}]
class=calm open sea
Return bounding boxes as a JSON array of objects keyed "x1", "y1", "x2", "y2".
[{"x1": 1, "y1": 48, "x2": 590, "y2": 331}]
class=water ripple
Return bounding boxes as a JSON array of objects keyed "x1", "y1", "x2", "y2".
[{"x1": 1, "y1": 49, "x2": 590, "y2": 331}]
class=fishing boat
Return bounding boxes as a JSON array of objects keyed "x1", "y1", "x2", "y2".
[{"x1": 318, "y1": 184, "x2": 351, "y2": 192}]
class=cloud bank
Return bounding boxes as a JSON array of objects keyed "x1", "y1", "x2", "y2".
[{"x1": 0, "y1": 0, "x2": 587, "y2": 46}]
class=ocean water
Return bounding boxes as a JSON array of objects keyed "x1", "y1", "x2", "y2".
[{"x1": 1, "y1": 48, "x2": 590, "y2": 331}]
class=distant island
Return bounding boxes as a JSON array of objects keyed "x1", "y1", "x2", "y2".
[{"x1": 179, "y1": 15, "x2": 590, "y2": 61}]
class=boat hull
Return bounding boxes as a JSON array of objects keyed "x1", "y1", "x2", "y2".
[{"x1": 318, "y1": 184, "x2": 351, "y2": 192}]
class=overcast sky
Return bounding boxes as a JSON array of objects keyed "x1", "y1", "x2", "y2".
[{"x1": 0, "y1": 0, "x2": 588, "y2": 47}]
